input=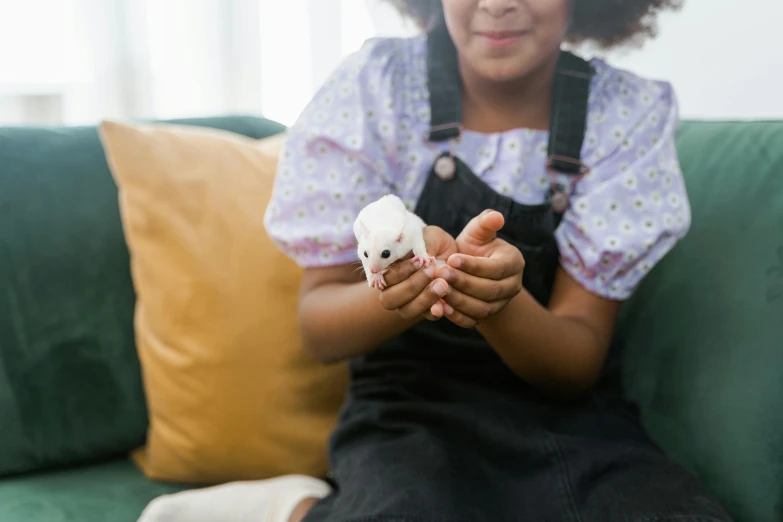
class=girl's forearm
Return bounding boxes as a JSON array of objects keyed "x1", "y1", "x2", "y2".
[
  {"x1": 476, "y1": 290, "x2": 608, "y2": 399},
  {"x1": 299, "y1": 281, "x2": 419, "y2": 363}
]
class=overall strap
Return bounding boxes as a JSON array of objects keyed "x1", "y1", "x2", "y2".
[
  {"x1": 426, "y1": 27, "x2": 595, "y2": 178},
  {"x1": 545, "y1": 51, "x2": 594, "y2": 176}
]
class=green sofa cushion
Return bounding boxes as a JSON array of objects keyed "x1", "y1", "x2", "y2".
[
  {"x1": 618, "y1": 120, "x2": 783, "y2": 522},
  {"x1": 0, "y1": 116, "x2": 286, "y2": 478},
  {"x1": 0, "y1": 459, "x2": 189, "y2": 522}
]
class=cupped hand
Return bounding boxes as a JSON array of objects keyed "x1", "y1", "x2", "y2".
[
  {"x1": 377, "y1": 225, "x2": 457, "y2": 322},
  {"x1": 435, "y1": 210, "x2": 525, "y2": 328}
]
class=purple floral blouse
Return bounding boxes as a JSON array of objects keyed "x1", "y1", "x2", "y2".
[{"x1": 263, "y1": 35, "x2": 691, "y2": 301}]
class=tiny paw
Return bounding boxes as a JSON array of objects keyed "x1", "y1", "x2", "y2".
[
  {"x1": 413, "y1": 255, "x2": 437, "y2": 269},
  {"x1": 368, "y1": 273, "x2": 387, "y2": 290}
]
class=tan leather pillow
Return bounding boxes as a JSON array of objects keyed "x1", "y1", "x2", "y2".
[{"x1": 99, "y1": 120, "x2": 348, "y2": 484}]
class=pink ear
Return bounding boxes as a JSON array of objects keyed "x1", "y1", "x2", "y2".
[{"x1": 396, "y1": 233, "x2": 403, "y2": 243}]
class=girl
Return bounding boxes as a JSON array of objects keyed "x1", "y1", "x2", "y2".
[{"x1": 139, "y1": 1, "x2": 734, "y2": 521}]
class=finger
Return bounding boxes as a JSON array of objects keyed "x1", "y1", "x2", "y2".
[
  {"x1": 427, "y1": 301, "x2": 444, "y2": 320},
  {"x1": 423, "y1": 226, "x2": 458, "y2": 260},
  {"x1": 396, "y1": 278, "x2": 450, "y2": 321},
  {"x1": 443, "y1": 303, "x2": 478, "y2": 329},
  {"x1": 435, "y1": 264, "x2": 522, "y2": 302},
  {"x1": 456, "y1": 209, "x2": 505, "y2": 248},
  {"x1": 442, "y1": 287, "x2": 503, "y2": 324},
  {"x1": 447, "y1": 247, "x2": 524, "y2": 281},
  {"x1": 383, "y1": 257, "x2": 425, "y2": 288},
  {"x1": 378, "y1": 267, "x2": 434, "y2": 310}
]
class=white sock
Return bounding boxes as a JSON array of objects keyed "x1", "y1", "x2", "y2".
[{"x1": 137, "y1": 474, "x2": 332, "y2": 522}]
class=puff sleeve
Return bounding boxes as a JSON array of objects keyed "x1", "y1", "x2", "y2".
[
  {"x1": 555, "y1": 74, "x2": 691, "y2": 300},
  {"x1": 263, "y1": 39, "x2": 403, "y2": 267}
]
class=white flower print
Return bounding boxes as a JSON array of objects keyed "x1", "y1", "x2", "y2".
[
  {"x1": 305, "y1": 182, "x2": 317, "y2": 194},
  {"x1": 537, "y1": 174, "x2": 550, "y2": 189},
  {"x1": 536, "y1": 142, "x2": 548, "y2": 156},
  {"x1": 622, "y1": 172, "x2": 638, "y2": 189},
  {"x1": 327, "y1": 170, "x2": 340, "y2": 184},
  {"x1": 303, "y1": 159, "x2": 317, "y2": 173},
  {"x1": 632, "y1": 196, "x2": 646, "y2": 212},
  {"x1": 501, "y1": 185, "x2": 511, "y2": 196},
  {"x1": 340, "y1": 109, "x2": 353, "y2": 122},
  {"x1": 356, "y1": 193, "x2": 369, "y2": 205},
  {"x1": 576, "y1": 199, "x2": 589, "y2": 213},
  {"x1": 664, "y1": 174, "x2": 673, "y2": 188},
  {"x1": 667, "y1": 193, "x2": 682, "y2": 208},
  {"x1": 296, "y1": 208, "x2": 308, "y2": 220},
  {"x1": 646, "y1": 168, "x2": 658, "y2": 182},
  {"x1": 612, "y1": 126, "x2": 625, "y2": 144},
  {"x1": 648, "y1": 111, "x2": 660, "y2": 125},
  {"x1": 280, "y1": 166, "x2": 293, "y2": 180},
  {"x1": 366, "y1": 109, "x2": 377, "y2": 121},
  {"x1": 620, "y1": 219, "x2": 635, "y2": 234},
  {"x1": 379, "y1": 121, "x2": 394, "y2": 138},
  {"x1": 637, "y1": 146, "x2": 648, "y2": 159},
  {"x1": 625, "y1": 249, "x2": 639, "y2": 263},
  {"x1": 621, "y1": 138, "x2": 634, "y2": 152},
  {"x1": 418, "y1": 107, "x2": 430, "y2": 122},
  {"x1": 606, "y1": 199, "x2": 620, "y2": 214},
  {"x1": 317, "y1": 202, "x2": 329, "y2": 214},
  {"x1": 642, "y1": 218, "x2": 657, "y2": 235},
  {"x1": 338, "y1": 82, "x2": 354, "y2": 98},
  {"x1": 520, "y1": 183, "x2": 532, "y2": 196},
  {"x1": 650, "y1": 190, "x2": 663, "y2": 207},
  {"x1": 325, "y1": 126, "x2": 339, "y2": 138},
  {"x1": 663, "y1": 213, "x2": 675, "y2": 228},
  {"x1": 641, "y1": 91, "x2": 653, "y2": 106},
  {"x1": 504, "y1": 137, "x2": 521, "y2": 154},
  {"x1": 604, "y1": 236, "x2": 622, "y2": 250},
  {"x1": 593, "y1": 216, "x2": 607, "y2": 230},
  {"x1": 618, "y1": 105, "x2": 631, "y2": 120}
]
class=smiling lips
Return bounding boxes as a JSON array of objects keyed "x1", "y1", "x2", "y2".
[{"x1": 476, "y1": 30, "x2": 527, "y2": 48}]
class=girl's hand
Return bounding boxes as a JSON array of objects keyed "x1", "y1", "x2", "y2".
[
  {"x1": 437, "y1": 210, "x2": 525, "y2": 328},
  {"x1": 378, "y1": 226, "x2": 457, "y2": 322}
]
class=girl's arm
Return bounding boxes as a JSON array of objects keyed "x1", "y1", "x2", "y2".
[{"x1": 476, "y1": 267, "x2": 621, "y2": 399}]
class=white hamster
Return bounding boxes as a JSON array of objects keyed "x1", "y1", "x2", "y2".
[{"x1": 353, "y1": 194, "x2": 436, "y2": 289}]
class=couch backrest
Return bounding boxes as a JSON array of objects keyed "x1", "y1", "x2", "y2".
[
  {"x1": 617, "y1": 120, "x2": 783, "y2": 522},
  {"x1": 0, "y1": 116, "x2": 285, "y2": 477}
]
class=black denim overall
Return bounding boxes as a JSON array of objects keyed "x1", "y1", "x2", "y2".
[{"x1": 303, "y1": 25, "x2": 733, "y2": 522}]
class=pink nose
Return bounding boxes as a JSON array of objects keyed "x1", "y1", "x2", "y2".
[{"x1": 370, "y1": 266, "x2": 380, "y2": 274}]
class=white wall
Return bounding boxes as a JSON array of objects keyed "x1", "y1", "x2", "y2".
[{"x1": 362, "y1": 0, "x2": 783, "y2": 121}]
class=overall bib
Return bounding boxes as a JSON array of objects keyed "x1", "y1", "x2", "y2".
[{"x1": 303, "y1": 24, "x2": 732, "y2": 522}]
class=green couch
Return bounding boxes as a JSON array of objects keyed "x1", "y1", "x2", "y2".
[{"x1": 0, "y1": 116, "x2": 780, "y2": 522}]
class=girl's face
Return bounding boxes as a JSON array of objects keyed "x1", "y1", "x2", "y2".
[{"x1": 441, "y1": 0, "x2": 570, "y2": 82}]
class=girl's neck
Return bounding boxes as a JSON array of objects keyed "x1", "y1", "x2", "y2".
[{"x1": 458, "y1": 51, "x2": 559, "y2": 134}]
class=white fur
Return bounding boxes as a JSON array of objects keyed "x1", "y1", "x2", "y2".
[{"x1": 353, "y1": 194, "x2": 435, "y2": 289}]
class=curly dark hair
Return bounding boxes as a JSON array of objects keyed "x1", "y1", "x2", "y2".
[{"x1": 384, "y1": 0, "x2": 684, "y2": 49}]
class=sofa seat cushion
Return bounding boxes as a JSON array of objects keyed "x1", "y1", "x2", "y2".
[{"x1": 0, "y1": 459, "x2": 189, "y2": 522}]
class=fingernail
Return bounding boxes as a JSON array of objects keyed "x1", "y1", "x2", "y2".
[
  {"x1": 481, "y1": 209, "x2": 493, "y2": 216},
  {"x1": 439, "y1": 267, "x2": 452, "y2": 280},
  {"x1": 424, "y1": 266, "x2": 436, "y2": 278},
  {"x1": 450, "y1": 256, "x2": 462, "y2": 268},
  {"x1": 432, "y1": 281, "x2": 448, "y2": 296},
  {"x1": 444, "y1": 303, "x2": 454, "y2": 315}
]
